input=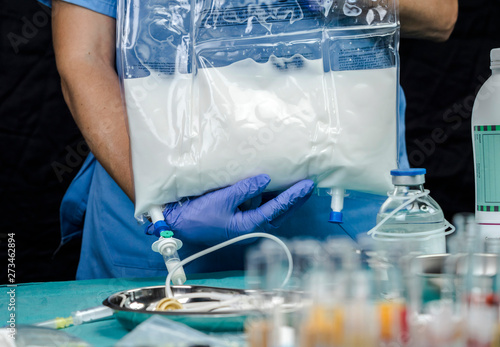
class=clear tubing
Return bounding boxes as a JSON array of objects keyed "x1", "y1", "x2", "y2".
[
  {"x1": 165, "y1": 294, "x2": 262, "y2": 312},
  {"x1": 367, "y1": 190, "x2": 456, "y2": 240},
  {"x1": 368, "y1": 191, "x2": 429, "y2": 236},
  {"x1": 175, "y1": 292, "x2": 236, "y2": 300},
  {"x1": 180, "y1": 296, "x2": 242, "y2": 312},
  {"x1": 165, "y1": 232, "x2": 293, "y2": 298}
]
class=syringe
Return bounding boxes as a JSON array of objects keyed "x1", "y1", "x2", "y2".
[{"x1": 34, "y1": 305, "x2": 113, "y2": 329}]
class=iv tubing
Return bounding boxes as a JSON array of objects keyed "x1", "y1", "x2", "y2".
[
  {"x1": 367, "y1": 191, "x2": 430, "y2": 236},
  {"x1": 179, "y1": 296, "x2": 242, "y2": 312},
  {"x1": 156, "y1": 292, "x2": 252, "y2": 312},
  {"x1": 172, "y1": 292, "x2": 238, "y2": 301},
  {"x1": 165, "y1": 232, "x2": 293, "y2": 298},
  {"x1": 367, "y1": 190, "x2": 455, "y2": 240}
]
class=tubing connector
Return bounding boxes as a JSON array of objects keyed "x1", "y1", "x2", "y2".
[
  {"x1": 149, "y1": 205, "x2": 187, "y2": 285},
  {"x1": 328, "y1": 187, "x2": 345, "y2": 223},
  {"x1": 148, "y1": 220, "x2": 168, "y2": 237},
  {"x1": 146, "y1": 205, "x2": 170, "y2": 237},
  {"x1": 152, "y1": 237, "x2": 187, "y2": 285},
  {"x1": 160, "y1": 230, "x2": 174, "y2": 238}
]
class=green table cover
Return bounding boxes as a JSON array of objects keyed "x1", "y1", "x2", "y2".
[{"x1": 1, "y1": 271, "x2": 246, "y2": 346}]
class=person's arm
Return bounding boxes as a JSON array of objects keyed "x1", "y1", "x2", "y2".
[
  {"x1": 51, "y1": 0, "x2": 135, "y2": 201},
  {"x1": 399, "y1": 0, "x2": 458, "y2": 42}
]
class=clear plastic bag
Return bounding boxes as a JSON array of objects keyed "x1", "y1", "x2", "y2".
[
  {"x1": 115, "y1": 315, "x2": 245, "y2": 346},
  {"x1": 117, "y1": 0, "x2": 400, "y2": 219},
  {"x1": 0, "y1": 325, "x2": 91, "y2": 347}
]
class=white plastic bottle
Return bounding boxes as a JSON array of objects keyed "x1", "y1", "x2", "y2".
[
  {"x1": 369, "y1": 168, "x2": 454, "y2": 254},
  {"x1": 472, "y1": 48, "x2": 500, "y2": 239}
]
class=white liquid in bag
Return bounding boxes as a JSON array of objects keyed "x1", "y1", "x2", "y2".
[{"x1": 123, "y1": 57, "x2": 397, "y2": 218}]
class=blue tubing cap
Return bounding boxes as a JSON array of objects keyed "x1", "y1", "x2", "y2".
[
  {"x1": 328, "y1": 211, "x2": 343, "y2": 223},
  {"x1": 151, "y1": 220, "x2": 169, "y2": 237},
  {"x1": 390, "y1": 168, "x2": 426, "y2": 176}
]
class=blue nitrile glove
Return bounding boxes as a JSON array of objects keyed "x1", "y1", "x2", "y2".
[{"x1": 146, "y1": 174, "x2": 314, "y2": 246}]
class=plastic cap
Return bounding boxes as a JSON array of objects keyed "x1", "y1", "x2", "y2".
[
  {"x1": 390, "y1": 168, "x2": 426, "y2": 186},
  {"x1": 152, "y1": 237, "x2": 183, "y2": 253},
  {"x1": 160, "y1": 230, "x2": 174, "y2": 238},
  {"x1": 152, "y1": 220, "x2": 169, "y2": 237},
  {"x1": 390, "y1": 168, "x2": 426, "y2": 176},
  {"x1": 328, "y1": 211, "x2": 343, "y2": 223},
  {"x1": 491, "y1": 48, "x2": 500, "y2": 69}
]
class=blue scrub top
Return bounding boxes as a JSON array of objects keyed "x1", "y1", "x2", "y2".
[
  {"x1": 39, "y1": 0, "x2": 116, "y2": 18},
  {"x1": 42, "y1": 0, "x2": 410, "y2": 279}
]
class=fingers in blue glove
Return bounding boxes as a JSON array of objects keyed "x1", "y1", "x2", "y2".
[
  {"x1": 247, "y1": 179, "x2": 315, "y2": 229},
  {"x1": 221, "y1": 174, "x2": 271, "y2": 209},
  {"x1": 145, "y1": 175, "x2": 314, "y2": 245}
]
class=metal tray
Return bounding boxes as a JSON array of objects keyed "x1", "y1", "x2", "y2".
[
  {"x1": 415, "y1": 253, "x2": 498, "y2": 276},
  {"x1": 103, "y1": 285, "x2": 293, "y2": 332},
  {"x1": 409, "y1": 253, "x2": 499, "y2": 303}
]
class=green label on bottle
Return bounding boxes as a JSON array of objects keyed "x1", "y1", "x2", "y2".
[{"x1": 474, "y1": 125, "x2": 500, "y2": 211}]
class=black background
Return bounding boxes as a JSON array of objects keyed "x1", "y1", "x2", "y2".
[{"x1": 1, "y1": 0, "x2": 83, "y2": 283}]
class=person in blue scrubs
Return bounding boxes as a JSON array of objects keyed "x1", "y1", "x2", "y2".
[{"x1": 39, "y1": 0, "x2": 457, "y2": 279}]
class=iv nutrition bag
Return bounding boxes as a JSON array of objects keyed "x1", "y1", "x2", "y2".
[{"x1": 116, "y1": 0, "x2": 401, "y2": 219}]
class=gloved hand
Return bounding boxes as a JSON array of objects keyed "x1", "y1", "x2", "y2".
[{"x1": 146, "y1": 174, "x2": 314, "y2": 246}]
